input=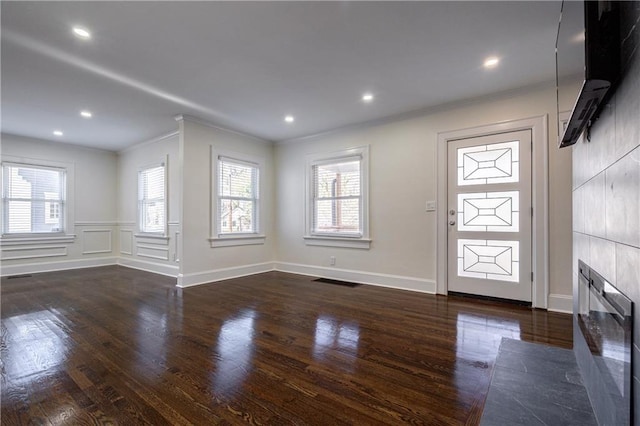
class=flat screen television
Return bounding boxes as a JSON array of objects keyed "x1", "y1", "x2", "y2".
[{"x1": 556, "y1": 0, "x2": 620, "y2": 148}]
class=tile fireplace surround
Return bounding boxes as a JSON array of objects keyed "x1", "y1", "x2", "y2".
[{"x1": 572, "y1": 6, "x2": 640, "y2": 424}]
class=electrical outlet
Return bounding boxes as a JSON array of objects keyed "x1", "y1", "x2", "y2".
[{"x1": 330, "y1": 256, "x2": 336, "y2": 266}]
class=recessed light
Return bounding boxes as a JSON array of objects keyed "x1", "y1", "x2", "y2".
[
  {"x1": 362, "y1": 93, "x2": 374, "y2": 102},
  {"x1": 80, "y1": 110, "x2": 92, "y2": 118},
  {"x1": 72, "y1": 26, "x2": 91, "y2": 39},
  {"x1": 483, "y1": 56, "x2": 500, "y2": 68},
  {"x1": 284, "y1": 115, "x2": 295, "y2": 123},
  {"x1": 53, "y1": 130, "x2": 63, "y2": 136}
]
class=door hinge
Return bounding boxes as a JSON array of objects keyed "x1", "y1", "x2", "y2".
[
  {"x1": 531, "y1": 272, "x2": 534, "y2": 282},
  {"x1": 531, "y1": 207, "x2": 534, "y2": 217}
]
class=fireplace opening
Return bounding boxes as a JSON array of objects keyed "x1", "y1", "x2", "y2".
[{"x1": 576, "y1": 260, "x2": 633, "y2": 425}]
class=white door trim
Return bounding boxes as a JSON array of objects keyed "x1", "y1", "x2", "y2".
[{"x1": 436, "y1": 115, "x2": 549, "y2": 309}]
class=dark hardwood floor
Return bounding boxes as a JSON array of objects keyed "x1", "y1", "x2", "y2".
[{"x1": 0, "y1": 266, "x2": 572, "y2": 425}]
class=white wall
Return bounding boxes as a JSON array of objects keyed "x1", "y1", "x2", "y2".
[
  {"x1": 177, "y1": 117, "x2": 275, "y2": 286},
  {"x1": 1, "y1": 85, "x2": 574, "y2": 308},
  {"x1": 116, "y1": 132, "x2": 180, "y2": 276},
  {"x1": 0, "y1": 133, "x2": 118, "y2": 275},
  {"x1": 275, "y1": 84, "x2": 573, "y2": 303}
]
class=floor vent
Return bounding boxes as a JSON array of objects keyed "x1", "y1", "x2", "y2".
[
  {"x1": 313, "y1": 278, "x2": 360, "y2": 288},
  {"x1": 7, "y1": 274, "x2": 33, "y2": 279}
]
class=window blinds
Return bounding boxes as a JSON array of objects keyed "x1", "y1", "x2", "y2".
[
  {"x1": 218, "y1": 156, "x2": 258, "y2": 234},
  {"x1": 138, "y1": 165, "x2": 165, "y2": 234},
  {"x1": 312, "y1": 157, "x2": 361, "y2": 236},
  {"x1": 2, "y1": 163, "x2": 65, "y2": 234}
]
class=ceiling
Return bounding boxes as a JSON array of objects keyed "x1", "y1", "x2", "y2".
[{"x1": 1, "y1": 1, "x2": 562, "y2": 151}]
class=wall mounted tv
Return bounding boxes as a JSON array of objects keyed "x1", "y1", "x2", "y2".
[{"x1": 556, "y1": 0, "x2": 620, "y2": 148}]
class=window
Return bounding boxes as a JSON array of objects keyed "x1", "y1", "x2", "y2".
[
  {"x1": 217, "y1": 156, "x2": 259, "y2": 234},
  {"x1": 312, "y1": 159, "x2": 361, "y2": 235},
  {"x1": 2, "y1": 163, "x2": 66, "y2": 234},
  {"x1": 210, "y1": 151, "x2": 264, "y2": 248},
  {"x1": 305, "y1": 146, "x2": 370, "y2": 249},
  {"x1": 138, "y1": 164, "x2": 166, "y2": 234}
]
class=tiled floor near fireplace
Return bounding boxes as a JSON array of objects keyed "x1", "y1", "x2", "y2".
[{"x1": 480, "y1": 339, "x2": 597, "y2": 425}]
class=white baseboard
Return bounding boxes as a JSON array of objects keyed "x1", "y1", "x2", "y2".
[
  {"x1": 177, "y1": 262, "x2": 276, "y2": 287},
  {"x1": 274, "y1": 262, "x2": 436, "y2": 294},
  {"x1": 175, "y1": 261, "x2": 435, "y2": 294},
  {"x1": 4, "y1": 256, "x2": 523, "y2": 301},
  {"x1": 117, "y1": 257, "x2": 179, "y2": 278},
  {"x1": 547, "y1": 293, "x2": 572, "y2": 314},
  {"x1": 1, "y1": 256, "x2": 118, "y2": 277}
]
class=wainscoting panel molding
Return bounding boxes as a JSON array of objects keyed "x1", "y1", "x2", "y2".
[
  {"x1": 119, "y1": 230, "x2": 133, "y2": 255},
  {"x1": 1, "y1": 245, "x2": 67, "y2": 261},
  {"x1": 137, "y1": 244, "x2": 170, "y2": 261},
  {"x1": 82, "y1": 229, "x2": 112, "y2": 255}
]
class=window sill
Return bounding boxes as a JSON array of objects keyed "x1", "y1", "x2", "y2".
[
  {"x1": 0, "y1": 234, "x2": 76, "y2": 246},
  {"x1": 209, "y1": 235, "x2": 266, "y2": 248},
  {"x1": 303, "y1": 235, "x2": 371, "y2": 249},
  {"x1": 134, "y1": 233, "x2": 170, "y2": 241}
]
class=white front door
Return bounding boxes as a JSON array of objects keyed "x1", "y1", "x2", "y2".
[{"x1": 447, "y1": 130, "x2": 532, "y2": 302}]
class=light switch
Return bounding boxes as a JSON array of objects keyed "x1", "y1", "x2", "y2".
[{"x1": 426, "y1": 201, "x2": 436, "y2": 212}]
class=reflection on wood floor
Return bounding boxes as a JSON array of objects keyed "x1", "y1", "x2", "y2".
[{"x1": 0, "y1": 266, "x2": 572, "y2": 425}]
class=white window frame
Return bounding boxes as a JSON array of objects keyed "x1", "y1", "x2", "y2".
[
  {"x1": 137, "y1": 159, "x2": 168, "y2": 236},
  {"x1": 304, "y1": 146, "x2": 370, "y2": 249},
  {"x1": 209, "y1": 148, "x2": 265, "y2": 248},
  {"x1": 0, "y1": 156, "x2": 75, "y2": 243}
]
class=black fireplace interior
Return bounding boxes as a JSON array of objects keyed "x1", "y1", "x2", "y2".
[{"x1": 577, "y1": 260, "x2": 633, "y2": 425}]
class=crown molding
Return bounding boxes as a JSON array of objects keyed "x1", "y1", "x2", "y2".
[
  {"x1": 277, "y1": 79, "x2": 556, "y2": 146},
  {"x1": 118, "y1": 130, "x2": 179, "y2": 154},
  {"x1": 174, "y1": 114, "x2": 273, "y2": 145},
  {"x1": 1, "y1": 132, "x2": 118, "y2": 154}
]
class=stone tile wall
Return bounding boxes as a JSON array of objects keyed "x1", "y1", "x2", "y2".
[{"x1": 572, "y1": 6, "x2": 640, "y2": 423}]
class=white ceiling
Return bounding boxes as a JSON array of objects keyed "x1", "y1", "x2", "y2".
[{"x1": 1, "y1": 1, "x2": 562, "y2": 151}]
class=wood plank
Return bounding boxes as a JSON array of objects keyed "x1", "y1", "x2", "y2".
[{"x1": 1, "y1": 266, "x2": 572, "y2": 425}]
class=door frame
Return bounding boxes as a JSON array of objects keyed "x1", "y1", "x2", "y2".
[{"x1": 436, "y1": 115, "x2": 549, "y2": 309}]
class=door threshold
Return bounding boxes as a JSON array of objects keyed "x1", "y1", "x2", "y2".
[{"x1": 448, "y1": 291, "x2": 532, "y2": 307}]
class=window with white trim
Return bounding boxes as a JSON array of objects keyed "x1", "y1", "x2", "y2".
[
  {"x1": 2, "y1": 163, "x2": 66, "y2": 234},
  {"x1": 210, "y1": 150, "x2": 265, "y2": 248},
  {"x1": 138, "y1": 164, "x2": 166, "y2": 234},
  {"x1": 305, "y1": 146, "x2": 370, "y2": 248},
  {"x1": 217, "y1": 156, "x2": 259, "y2": 235}
]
